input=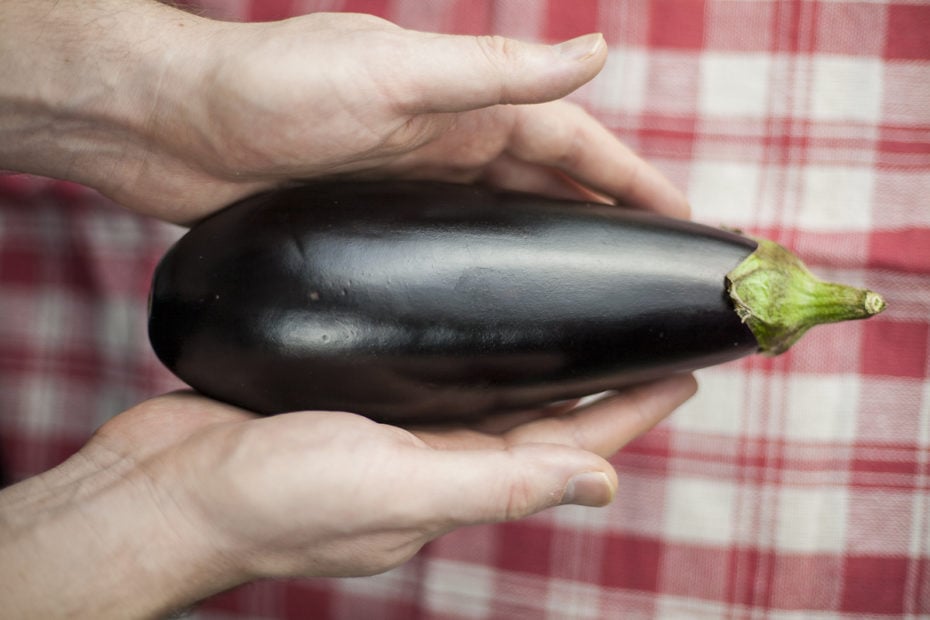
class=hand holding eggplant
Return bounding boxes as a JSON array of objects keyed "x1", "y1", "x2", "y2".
[
  {"x1": 0, "y1": 380, "x2": 695, "y2": 617},
  {"x1": 0, "y1": 3, "x2": 686, "y2": 224}
]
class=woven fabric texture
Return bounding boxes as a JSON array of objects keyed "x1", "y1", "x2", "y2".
[{"x1": 1, "y1": 1, "x2": 928, "y2": 618}]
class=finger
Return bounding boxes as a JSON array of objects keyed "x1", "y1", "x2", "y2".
[
  {"x1": 406, "y1": 443, "x2": 619, "y2": 528},
  {"x1": 469, "y1": 398, "x2": 583, "y2": 434},
  {"x1": 412, "y1": 398, "x2": 582, "y2": 441},
  {"x1": 389, "y1": 32, "x2": 607, "y2": 114},
  {"x1": 415, "y1": 375, "x2": 697, "y2": 456},
  {"x1": 505, "y1": 101, "x2": 691, "y2": 218},
  {"x1": 479, "y1": 153, "x2": 606, "y2": 202},
  {"x1": 506, "y1": 375, "x2": 698, "y2": 457}
]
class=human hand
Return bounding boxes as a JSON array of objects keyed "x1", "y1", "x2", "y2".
[
  {"x1": 0, "y1": 2, "x2": 688, "y2": 223},
  {"x1": 0, "y1": 376, "x2": 695, "y2": 617}
]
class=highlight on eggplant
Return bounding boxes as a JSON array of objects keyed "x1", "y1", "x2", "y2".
[{"x1": 147, "y1": 181, "x2": 885, "y2": 423}]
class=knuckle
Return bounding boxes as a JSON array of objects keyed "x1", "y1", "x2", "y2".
[
  {"x1": 503, "y1": 477, "x2": 538, "y2": 521},
  {"x1": 475, "y1": 34, "x2": 524, "y2": 65},
  {"x1": 380, "y1": 116, "x2": 443, "y2": 154}
]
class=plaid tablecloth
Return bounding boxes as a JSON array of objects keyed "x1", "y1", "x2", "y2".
[{"x1": 2, "y1": 1, "x2": 928, "y2": 618}]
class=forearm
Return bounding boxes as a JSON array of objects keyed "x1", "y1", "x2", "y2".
[
  {"x1": 0, "y1": 0, "x2": 206, "y2": 193},
  {"x1": 0, "y1": 451, "x2": 243, "y2": 618}
]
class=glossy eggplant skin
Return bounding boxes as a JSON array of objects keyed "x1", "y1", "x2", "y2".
[{"x1": 148, "y1": 181, "x2": 759, "y2": 423}]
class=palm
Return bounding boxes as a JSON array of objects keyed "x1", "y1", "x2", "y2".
[
  {"x1": 86, "y1": 379, "x2": 692, "y2": 578},
  {"x1": 101, "y1": 13, "x2": 687, "y2": 224}
]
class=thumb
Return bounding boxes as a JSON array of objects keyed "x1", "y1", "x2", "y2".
[
  {"x1": 414, "y1": 444, "x2": 618, "y2": 527},
  {"x1": 388, "y1": 32, "x2": 607, "y2": 114}
]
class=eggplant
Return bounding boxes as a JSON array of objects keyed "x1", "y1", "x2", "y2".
[{"x1": 148, "y1": 181, "x2": 884, "y2": 423}]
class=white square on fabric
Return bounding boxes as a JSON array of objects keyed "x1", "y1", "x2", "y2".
[
  {"x1": 799, "y1": 165, "x2": 874, "y2": 231},
  {"x1": 647, "y1": 51, "x2": 703, "y2": 115},
  {"x1": 874, "y1": 169, "x2": 930, "y2": 229},
  {"x1": 594, "y1": 46, "x2": 648, "y2": 113},
  {"x1": 858, "y1": 377, "x2": 925, "y2": 445},
  {"x1": 421, "y1": 559, "x2": 494, "y2": 618},
  {"x1": 663, "y1": 477, "x2": 736, "y2": 545},
  {"x1": 670, "y1": 368, "x2": 744, "y2": 436},
  {"x1": 100, "y1": 298, "x2": 147, "y2": 355},
  {"x1": 656, "y1": 595, "x2": 731, "y2": 619},
  {"x1": 36, "y1": 289, "x2": 78, "y2": 351},
  {"x1": 545, "y1": 579, "x2": 604, "y2": 620},
  {"x1": 549, "y1": 502, "x2": 611, "y2": 533},
  {"x1": 699, "y1": 52, "x2": 773, "y2": 118},
  {"x1": 811, "y1": 55, "x2": 883, "y2": 123},
  {"x1": 20, "y1": 375, "x2": 60, "y2": 437},
  {"x1": 784, "y1": 374, "x2": 860, "y2": 442},
  {"x1": 775, "y1": 486, "x2": 849, "y2": 553},
  {"x1": 689, "y1": 159, "x2": 761, "y2": 226}
]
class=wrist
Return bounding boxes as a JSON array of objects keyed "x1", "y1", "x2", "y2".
[
  {"x1": 0, "y1": 446, "x2": 246, "y2": 617},
  {"x1": 0, "y1": 0, "x2": 211, "y2": 200}
]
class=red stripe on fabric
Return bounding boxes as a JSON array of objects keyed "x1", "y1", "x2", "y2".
[
  {"x1": 199, "y1": 580, "x2": 336, "y2": 619},
  {"x1": 613, "y1": 427, "x2": 674, "y2": 466},
  {"x1": 869, "y1": 229, "x2": 930, "y2": 275},
  {"x1": 341, "y1": 0, "x2": 392, "y2": 19},
  {"x1": 0, "y1": 248, "x2": 41, "y2": 286},
  {"x1": 841, "y1": 555, "x2": 909, "y2": 614},
  {"x1": 283, "y1": 584, "x2": 334, "y2": 619},
  {"x1": 0, "y1": 433, "x2": 83, "y2": 482},
  {"x1": 916, "y1": 557, "x2": 930, "y2": 616},
  {"x1": 885, "y1": 4, "x2": 930, "y2": 60},
  {"x1": 879, "y1": 136, "x2": 930, "y2": 158},
  {"x1": 0, "y1": 348, "x2": 106, "y2": 385},
  {"x1": 860, "y1": 319, "x2": 929, "y2": 379},
  {"x1": 450, "y1": 0, "x2": 491, "y2": 35},
  {"x1": 725, "y1": 545, "x2": 766, "y2": 609},
  {"x1": 769, "y1": 553, "x2": 846, "y2": 611},
  {"x1": 648, "y1": 0, "x2": 706, "y2": 50},
  {"x1": 494, "y1": 521, "x2": 552, "y2": 576},
  {"x1": 543, "y1": 0, "x2": 598, "y2": 42},
  {"x1": 623, "y1": 116, "x2": 928, "y2": 169},
  {"x1": 600, "y1": 534, "x2": 661, "y2": 592},
  {"x1": 0, "y1": 174, "x2": 42, "y2": 200},
  {"x1": 849, "y1": 456, "x2": 919, "y2": 480},
  {"x1": 249, "y1": 0, "x2": 294, "y2": 22}
]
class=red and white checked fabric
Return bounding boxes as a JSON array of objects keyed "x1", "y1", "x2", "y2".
[{"x1": 2, "y1": 1, "x2": 928, "y2": 618}]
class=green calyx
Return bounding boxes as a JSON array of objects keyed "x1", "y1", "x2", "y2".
[{"x1": 726, "y1": 239, "x2": 886, "y2": 356}]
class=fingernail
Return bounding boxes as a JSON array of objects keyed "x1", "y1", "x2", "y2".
[
  {"x1": 561, "y1": 472, "x2": 614, "y2": 507},
  {"x1": 555, "y1": 33, "x2": 604, "y2": 61}
]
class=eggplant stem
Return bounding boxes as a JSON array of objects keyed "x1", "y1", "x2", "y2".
[{"x1": 726, "y1": 239, "x2": 886, "y2": 356}]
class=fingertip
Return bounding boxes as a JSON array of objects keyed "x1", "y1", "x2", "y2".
[
  {"x1": 560, "y1": 374, "x2": 699, "y2": 457},
  {"x1": 553, "y1": 32, "x2": 606, "y2": 63},
  {"x1": 625, "y1": 159, "x2": 692, "y2": 219},
  {"x1": 630, "y1": 373, "x2": 699, "y2": 421},
  {"x1": 560, "y1": 469, "x2": 617, "y2": 507},
  {"x1": 667, "y1": 372, "x2": 699, "y2": 401},
  {"x1": 436, "y1": 444, "x2": 617, "y2": 523},
  {"x1": 398, "y1": 32, "x2": 607, "y2": 114}
]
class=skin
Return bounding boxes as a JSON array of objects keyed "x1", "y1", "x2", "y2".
[{"x1": 0, "y1": 1, "x2": 696, "y2": 617}]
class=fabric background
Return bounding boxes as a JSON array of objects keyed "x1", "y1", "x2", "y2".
[{"x1": 1, "y1": 1, "x2": 928, "y2": 618}]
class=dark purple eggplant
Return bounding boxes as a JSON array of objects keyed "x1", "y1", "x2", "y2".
[{"x1": 147, "y1": 181, "x2": 884, "y2": 423}]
